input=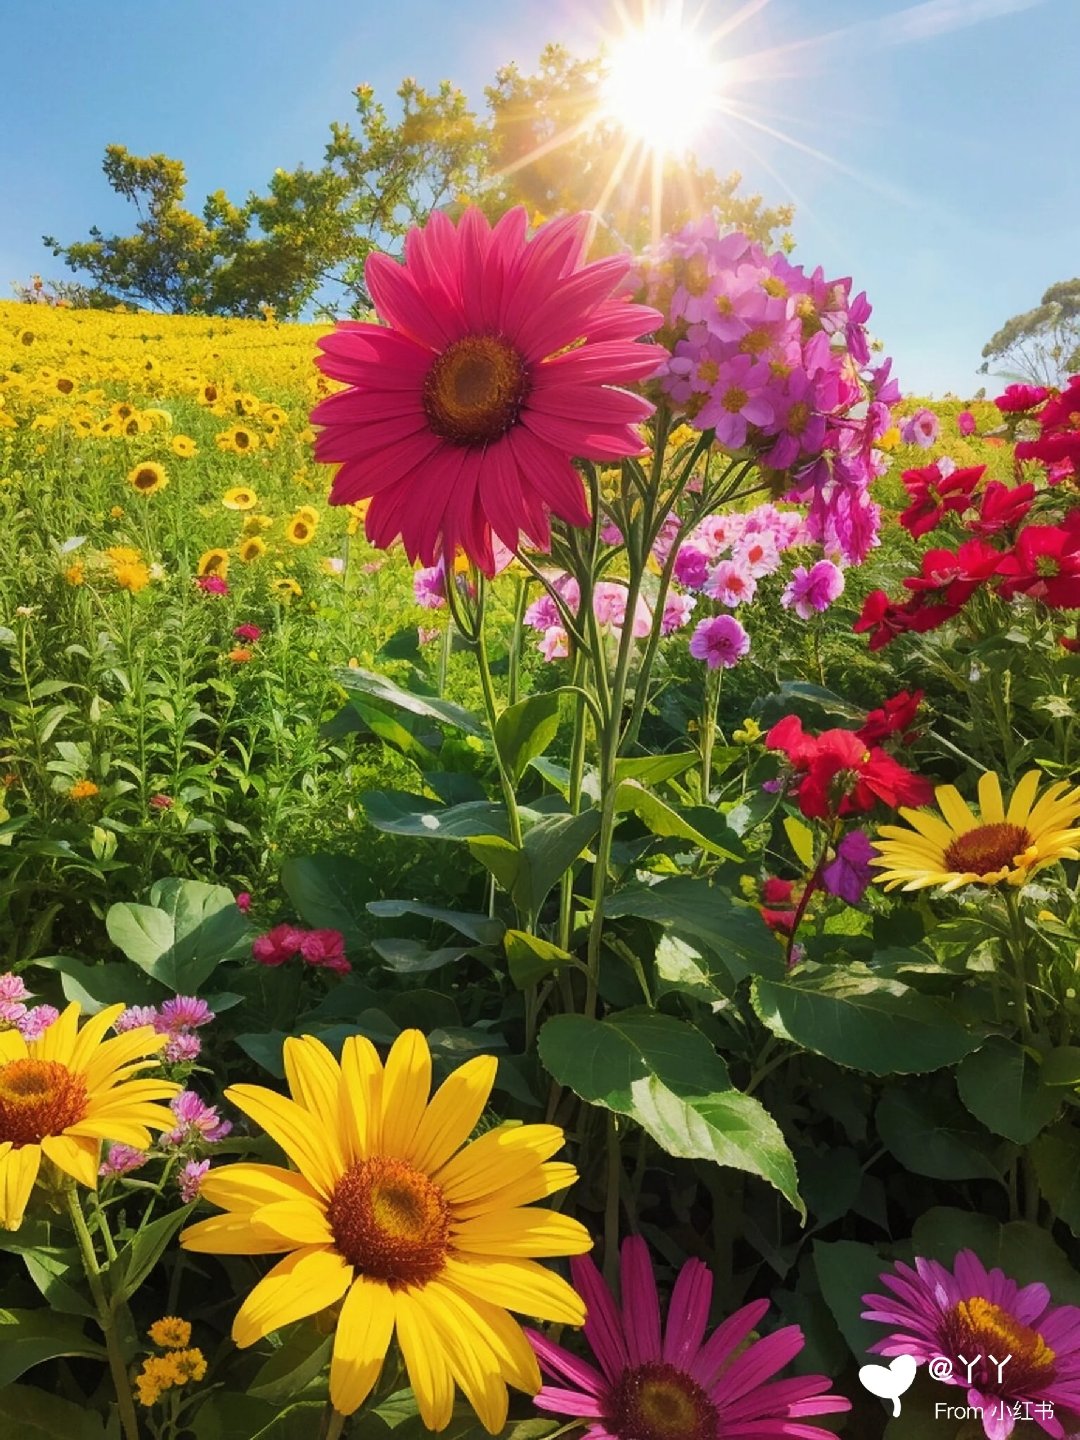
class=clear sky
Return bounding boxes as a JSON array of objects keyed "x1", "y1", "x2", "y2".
[{"x1": 2, "y1": 0, "x2": 1076, "y2": 397}]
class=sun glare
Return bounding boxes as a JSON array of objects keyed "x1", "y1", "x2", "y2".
[{"x1": 601, "y1": 8, "x2": 725, "y2": 156}]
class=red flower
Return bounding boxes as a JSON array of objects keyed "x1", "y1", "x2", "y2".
[
  {"x1": 902, "y1": 539, "x2": 1003, "y2": 607},
  {"x1": 767, "y1": 718, "x2": 932, "y2": 820},
  {"x1": 1031, "y1": 376, "x2": 1080, "y2": 432},
  {"x1": 997, "y1": 524, "x2": 1080, "y2": 608},
  {"x1": 898, "y1": 461, "x2": 983, "y2": 539},
  {"x1": 856, "y1": 689, "x2": 924, "y2": 745},
  {"x1": 994, "y1": 383, "x2": 1050, "y2": 413},
  {"x1": 972, "y1": 481, "x2": 1035, "y2": 537},
  {"x1": 251, "y1": 924, "x2": 305, "y2": 966},
  {"x1": 762, "y1": 876, "x2": 795, "y2": 905},
  {"x1": 1015, "y1": 431, "x2": 1080, "y2": 466},
  {"x1": 853, "y1": 590, "x2": 913, "y2": 650}
]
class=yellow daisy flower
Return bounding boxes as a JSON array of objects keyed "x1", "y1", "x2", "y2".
[
  {"x1": 238, "y1": 537, "x2": 268, "y2": 563},
  {"x1": 197, "y1": 549, "x2": 229, "y2": 579},
  {"x1": 171, "y1": 435, "x2": 197, "y2": 458},
  {"x1": 285, "y1": 510, "x2": 318, "y2": 546},
  {"x1": 181, "y1": 1030, "x2": 588, "y2": 1430},
  {"x1": 222, "y1": 486, "x2": 258, "y2": 511},
  {"x1": 271, "y1": 578, "x2": 302, "y2": 602},
  {"x1": 68, "y1": 779, "x2": 99, "y2": 801},
  {"x1": 0, "y1": 1003, "x2": 179, "y2": 1229},
  {"x1": 216, "y1": 426, "x2": 259, "y2": 455},
  {"x1": 127, "y1": 461, "x2": 168, "y2": 497},
  {"x1": 873, "y1": 770, "x2": 1080, "y2": 893}
]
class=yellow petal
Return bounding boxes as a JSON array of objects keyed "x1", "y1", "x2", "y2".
[
  {"x1": 442, "y1": 1256, "x2": 585, "y2": 1325},
  {"x1": 282, "y1": 1035, "x2": 343, "y2": 1131},
  {"x1": 67, "y1": 1119, "x2": 154, "y2": 1149},
  {"x1": 1006, "y1": 770, "x2": 1043, "y2": 826},
  {"x1": 891, "y1": 808, "x2": 956, "y2": 849},
  {"x1": 225, "y1": 1085, "x2": 342, "y2": 1198},
  {"x1": 452, "y1": 1162, "x2": 578, "y2": 1222},
  {"x1": 67, "y1": 1005, "x2": 128, "y2": 1074},
  {"x1": 379, "y1": 1030, "x2": 432, "y2": 1159},
  {"x1": 340, "y1": 1035, "x2": 383, "y2": 1162},
  {"x1": 393, "y1": 1287, "x2": 456, "y2": 1432},
  {"x1": 407, "y1": 1055, "x2": 497, "y2": 1175},
  {"x1": 200, "y1": 1163, "x2": 320, "y2": 1215},
  {"x1": 436, "y1": 1125, "x2": 565, "y2": 1206},
  {"x1": 32, "y1": 1003, "x2": 80, "y2": 1063},
  {"x1": 329, "y1": 1277, "x2": 396, "y2": 1416},
  {"x1": 41, "y1": 1133, "x2": 99, "y2": 1189},
  {"x1": 411, "y1": 1283, "x2": 508, "y2": 1435},
  {"x1": 232, "y1": 1245, "x2": 351, "y2": 1347},
  {"x1": 0, "y1": 1143, "x2": 41, "y2": 1230},
  {"x1": 977, "y1": 772, "x2": 1005, "y2": 824},
  {"x1": 251, "y1": 1199, "x2": 335, "y2": 1248},
  {"x1": 83, "y1": 1031, "x2": 167, "y2": 1093},
  {"x1": 0, "y1": 1030, "x2": 28, "y2": 1066},
  {"x1": 181, "y1": 1214, "x2": 297, "y2": 1256},
  {"x1": 453, "y1": 1207, "x2": 592, "y2": 1258},
  {"x1": 935, "y1": 785, "x2": 977, "y2": 836},
  {"x1": 441, "y1": 1289, "x2": 541, "y2": 1395}
]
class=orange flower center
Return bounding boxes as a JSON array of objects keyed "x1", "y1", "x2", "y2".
[
  {"x1": 609, "y1": 1362, "x2": 717, "y2": 1440},
  {"x1": 0, "y1": 1058, "x2": 88, "y2": 1147},
  {"x1": 722, "y1": 386, "x2": 748, "y2": 414},
  {"x1": 423, "y1": 335, "x2": 528, "y2": 446},
  {"x1": 327, "y1": 1156, "x2": 452, "y2": 1285},
  {"x1": 944, "y1": 822, "x2": 1033, "y2": 877},
  {"x1": 943, "y1": 1297, "x2": 1055, "y2": 1393}
]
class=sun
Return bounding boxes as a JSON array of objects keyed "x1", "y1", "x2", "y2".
[{"x1": 600, "y1": 4, "x2": 726, "y2": 156}]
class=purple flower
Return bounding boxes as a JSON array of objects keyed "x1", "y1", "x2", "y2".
[
  {"x1": 673, "y1": 544, "x2": 710, "y2": 591},
  {"x1": 527, "y1": 1235, "x2": 849, "y2": 1440},
  {"x1": 781, "y1": 560, "x2": 845, "y2": 619},
  {"x1": 100, "y1": 1144, "x2": 149, "y2": 1178},
  {"x1": 698, "y1": 355, "x2": 775, "y2": 449},
  {"x1": 704, "y1": 559, "x2": 757, "y2": 607},
  {"x1": 157, "y1": 996, "x2": 214, "y2": 1033},
  {"x1": 164, "y1": 1091, "x2": 232, "y2": 1146},
  {"x1": 689, "y1": 615, "x2": 750, "y2": 670},
  {"x1": 115, "y1": 1005, "x2": 160, "y2": 1034},
  {"x1": 18, "y1": 1004, "x2": 59, "y2": 1041},
  {"x1": 900, "y1": 407, "x2": 939, "y2": 449},
  {"x1": 163, "y1": 1033, "x2": 201, "y2": 1065},
  {"x1": 661, "y1": 592, "x2": 696, "y2": 635},
  {"x1": 413, "y1": 563, "x2": 446, "y2": 610},
  {"x1": 821, "y1": 830, "x2": 875, "y2": 903},
  {"x1": 957, "y1": 409, "x2": 977, "y2": 437},
  {"x1": 539, "y1": 627, "x2": 569, "y2": 662},
  {"x1": 0, "y1": 999, "x2": 27, "y2": 1028},
  {"x1": 178, "y1": 1159, "x2": 210, "y2": 1204}
]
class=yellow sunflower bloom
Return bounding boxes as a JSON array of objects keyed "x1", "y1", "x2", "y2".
[
  {"x1": 127, "y1": 461, "x2": 168, "y2": 497},
  {"x1": 0, "y1": 1003, "x2": 179, "y2": 1230},
  {"x1": 171, "y1": 435, "x2": 197, "y2": 459},
  {"x1": 271, "y1": 578, "x2": 302, "y2": 602},
  {"x1": 222, "y1": 486, "x2": 258, "y2": 511},
  {"x1": 197, "y1": 549, "x2": 230, "y2": 579},
  {"x1": 216, "y1": 426, "x2": 258, "y2": 455},
  {"x1": 285, "y1": 510, "x2": 318, "y2": 546},
  {"x1": 181, "y1": 1031, "x2": 588, "y2": 1431},
  {"x1": 238, "y1": 537, "x2": 268, "y2": 563},
  {"x1": 873, "y1": 770, "x2": 1080, "y2": 893}
]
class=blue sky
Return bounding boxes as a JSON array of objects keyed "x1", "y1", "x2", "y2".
[{"x1": 2, "y1": 0, "x2": 1076, "y2": 396}]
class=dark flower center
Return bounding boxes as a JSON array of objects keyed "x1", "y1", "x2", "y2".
[
  {"x1": 721, "y1": 386, "x2": 748, "y2": 415},
  {"x1": 943, "y1": 822, "x2": 1032, "y2": 877},
  {"x1": 0, "y1": 1059, "x2": 88, "y2": 1147},
  {"x1": 134, "y1": 469, "x2": 159, "y2": 490},
  {"x1": 942, "y1": 1297, "x2": 1056, "y2": 1395},
  {"x1": 327, "y1": 1156, "x2": 452, "y2": 1285},
  {"x1": 424, "y1": 335, "x2": 529, "y2": 446},
  {"x1": 609, "y1": 1361, "x2": 717, "y2": 1440}
]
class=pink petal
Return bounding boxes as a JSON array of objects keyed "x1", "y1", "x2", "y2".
[
  {"x1": 535, "y1": 340, "x2": 669, "y2": 386},
  {"x1": 569, "y1": 1254, "x2": 628, "y2": 1383},
  {"x1": 506, "y1": 426, "x2": 589, "y2": 527},
  {"x1": 689, "y1": 1299, "x2": 769, "y2": 1388},
  {"x1": 528, "y1": 383, "x2": 653, "y2": 427},
  {"x1": 532, "y1": 1385, "x2": 607, "y2": 1418},
  {"x1": 520, "y1": 407, "x2": 646, "y2": 463},
  {"x1": 365, "y1": 252, "x2": 462, "y2": 351},
  {"x1": 662, "y1": 1258, "x2": 713, "y2": 1368},
  {"x1": 514, "y1": 258, "x2": 631, "y2": 361},
  {"x1": 326, "y1": 430, "x2": 445, "y2": 502},
  {"x1": 619, "y1": 1235, "x2": 662, "y2": 1366},
  {"x1": 316, "y1": 415, "x2": 439, "y2": 467},
  {"x1": 524, "y1": 1328, "x2": 607, "y2": 1398}
]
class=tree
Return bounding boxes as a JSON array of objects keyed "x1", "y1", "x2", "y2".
[{"x1": 980, "y1": 277, "x2": 1080, "y2": 385}]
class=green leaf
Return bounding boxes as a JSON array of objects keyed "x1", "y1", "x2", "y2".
[
  {"x1": 30, "y1": 955, "x2": 159, "y2": 1012},
  {"x1": 654, "y1": 934, "x2": 733, "y2": 1003},
  {"x1": 366, "y1": 900, "x2": 504, "y2": 946},
  {"x1": 911, "y1": 1207, "x2": 1080, "y2": 1306},
  {"x1": 105, "y1": 1206, "x2": 193, "y2": 1303},
  {"x1": 614, "y1": 782, "x2": 744, "y2": 860},
  {"x1": 362, "y1": 793, "x2": 510, "y2": 842},
  {"x1": 606, "y1": 878, "x2": 783, "y2": 982},
  {"x1": 494, "y1": 690, "x2": 567, "y2": 785},
  {"x1": 372, "y1": 939, "x2": 472, "y2": 974},
  {"x1": 876, "y1": 1085, "x2": 1004, "y2": 1181},
  {"x1": 1032, "y1": 1125, "x2": 1080, "y2": 1235},
  {"x1": 783, "y1": 815, "x2": 816, "y2": 868},
  {"x1": 337, "y1": 667, "x2": 486, "y2": 737},
  {"x1": 281, "y1": 854, "x2": 372, "y2": 946},
  {"x1": 344, "y1": 693, "x2": 439, "y2": 765},
  {"x1": 538, "y1": 1010, "x2": 802, "y2": 1214},
  {"x1": 21, "y1": 1246, "x2": 95, "y2": 1318},
  {"x1": 0, "y1": 1386, "x2": 106, "y2": 1440},
  {"x1": 956, "y1": 1036, "x2": 1061, "y2": 1143},
  {"x1": 512, "y1": 810, "x2": 601, "y2": 916},
  {"x1": 106, "y1": 879, "x2": 250, "y2": 992},
  {"x1": 1039, "y1": 1045, "x2": 1080, "y2": 1087},
  {"x1": 612, "y1": 752, "x2": 698, "y2": 786},
  {"x1": 249, "y1": 1322, "x2": 332, "y2": 1404},
  {"x1": 0, "y1": 1310, "x2": 104, "y2": 1386},
  {"x1": 504, "y1": 930, "x2": 573, "y2": 989},
  {"x1": 751, "y1": 963, "x2": 982, "y2": 1075},
  {"x1": 813, "y1": 1239, "x2": 892, "y2": 1359}
]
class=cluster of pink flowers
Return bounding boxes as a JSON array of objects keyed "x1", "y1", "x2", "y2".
[
  {"x1": 251, "y1": 924, "x2": 350, "y2": 974},
  {"x1": 0, "y1": 974, "x2": 59, "y2": 1041},
  {"x1": 114, "y1": 995, "x2": 215, "y2": 1064},
  {"x1": 162, "y1": 1089, "x2": 232, "y2": 1147},
  {"x1": 100, "y1": 1090, "x2": 230, "y2": 1202},
  {"x1": 638, "y1": 219, "x2": 899, "y2": 565},
  {"x1": 195, "y1": 575, "x2": 228, "y2": 597},
  {"x1": 523, "y1": 573, "x2": 659, "y2": 662}
]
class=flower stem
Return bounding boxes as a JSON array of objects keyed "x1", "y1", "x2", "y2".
[
  {"x1": 66, "y1": 1185, "x2": 141, "y2": 1440},
  {"x1": 324, "y1": 1405, "x2": 348, "y2": 1440}
]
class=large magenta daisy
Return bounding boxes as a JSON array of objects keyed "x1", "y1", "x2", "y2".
[
  {"x1": 526, "y1": 1235, "x2": 849, "y2": 1440},
  {"x1": 312, "y1": 207, "x2": 667, "y2": 574},
  {"x1": 862, "y1": 1249, "x2": 1080, "y2": 1439}
]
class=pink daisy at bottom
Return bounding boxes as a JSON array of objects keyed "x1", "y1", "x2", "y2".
[
  {"x1": 862, "y1": 1250, "x2": 1080, "y2": 1439},
  {"x1": 526, "y1": 1236, "x2": 849, "y2": 1440}
]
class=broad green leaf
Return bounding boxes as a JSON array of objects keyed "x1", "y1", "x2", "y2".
[
  {"x1": 362, "y1": 792, "x2": 510, "y2": 842},
  {"x1": 654, "y1": 934, "x2": 733, "y2": 1003},
  {"x1": 107, "y1": 879, "x2": 250, "y2": 992},
  {"x1": 21, "y1": 1246, "x2": 95, "y2": 1318},
  {"x1": 30, "y1": 954, "x2": 159, "y2": 1013},
  {"x1": 813, "y1": 1239, "x2": 893, "y2": 1359},
  {"x1": 104, "y1": 902, "x2": 173, "y2": 971},
  {"x1": 912, "y1": 1207, "x2": 1080, "y2": 1305},
  {"x1": 281, "y1": 854, "x2": 370, "y2": 946},
  {"x1": 606, "y1": 878, "x2": 783, "y2": 982},
  {"x1": 372, "y1": 938, "x2": 472, "y2": 974},
  {"x1": 1039, "y1": 1046, "x2": 1080, "y2": 1087},
  {"x1": 0, "y1": 1310, "x2": 104, "y2": 1386},
  {"x1": 105, "y1": 1205, "x2": 193, "y2": 1302},
  {"x1": 343, "y1": 693, "x2": 439, "y2": 766},
  {"x1": 337, "y1": 667, "x2": 485, "y2": 737},
  {"x1": 538, "y1": 1010, "x2": 802, "y2": 1214},
  {"x1": 751, "y1": 963, "x2": 982, "y2": 1075},
  {"x1": 468, "y1": 835, "x2": 521, "y2": 893},
  {"x1": 1032, "y1": 1126, "x2": 1080, "y2": 1235},
  {"x1": 612, "y1": 751, "x2": 698, "y2": 786},
  {"x1": 783, "y1": 815, "x2": 816, "y2": 868},
  {"x1": 512, "y1": 810, "x2": 600, "y2": 916},
  {"x1": 875, "y1": 1085, "x2": 1004, "y2": 1182},
  {"x1": 366, "y1": 900, "x2": 504, "y2": 946},
  {"x1": 504, "y1": 930, "x2": 573, "y2": 988},
  {"x1": 614, "y1": 782, "x2": 744, "y2": 860},
  {"x1": 956, "y1": 1036, "x2": 1061, "y2": 1143},
  {"x1": 494, "y1": 690, "x2": 567, "y2": 785},
  {"x1": 0, "y1": 1386, "x2": 106, "y2": 1440},
  {"x1": 249, "y1": 1322, "x2": 332, "y2": 1404}
]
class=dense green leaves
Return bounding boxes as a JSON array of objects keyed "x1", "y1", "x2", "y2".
[
  {"x1": 0, "y1": 1310, "x2": 104, "y2": 1387},
  {"x1": 281, "y1": 854, "x2": 372, "y2": 947},
  {"x1": 606, "y1": 878, "x2": 783, "y2": 982},
  {"x1": 876, "y1": 1085, "x2": 1004, "y2": 1181},
  {"x1": 493, "y1": 691, "x2": 567, "y2": 784},
  {"x1": 105, "y1": 878, "x2": 250, "y2": 992},
  {"x1": 340, "y1": 669, "x2": 485, "y2": 738},
  {"x1": 0, "y1": 1387, "x2": 106, "y2": 1440},
  {"x1": 956, "y1": 1036, "x2": 1061, "y2": 1143}
]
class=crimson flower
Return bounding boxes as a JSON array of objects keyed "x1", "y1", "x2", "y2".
[
  {"x1": 972, "y1": 480, "x2": 1036, "y2": 537},
  {"x1": 856, "y1": 689, "x2": 924, "y2": 745},
  {"x1": 997, "y1": 523, "x2": 1080, "y2": 608},
  {"x1": 766, "y1": 717, "x2": 932, "y2": 820},
  {"x1": 994, "y1": 382, "x2": 1050, "y2": 413},
  {"x1": 898, "y1": 460, "x2": 983, "y2": 538},
  {"x1": 1031, "y1": 374, "x2": 1080, "y2": 432},
  {"x1": 902, "y1": 538, "x2": 1004, "y2": 607}
]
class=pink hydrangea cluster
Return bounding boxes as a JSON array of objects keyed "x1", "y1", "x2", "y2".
[
  {"x1": 523, "y1": 573, "x2": 664, "y2": 663},
  {"x1": 0, "y1": 973, "x2": 59, "y2": 1041},
  {"x1": 114, "y1": 995, "x2": 215, "y2": 1064},
  {"x1": 638, "y1": 219, "x2": 899, "y2": 564},
  {"x1": 251, "y1": 924, "x2": 350, "y2": 974}
]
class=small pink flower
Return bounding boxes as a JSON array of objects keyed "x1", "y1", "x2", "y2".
[
  {"x1": 539, "y1": 626, "x2": 569, "y2": 662},
  {"x1": 100, "y1": 1144, "x2": 149, "y2": 1178},
  {"x1": 164, "y1": 1033, "x2": 201, "y2": 1065},
  {"x1": 957, "y1": 410, "x2": 976, "y2": 437},
  {"x1": 0, "y1": 974, "x2": 31, "y2": 1004},
  {"x1": 18, "y1": 1004, "x2": 59, "y2": 1041},
  {"x1": 115, "y1": 1004, "x2": 159, "y2": 1033},
  {"x1": 235, "y1": 891, "x2": 252, "y2": 914},
  {"x1": 0, "y1": 999, "x2": 27, "y2": 1028},
  {"x1": 178, "y1": 1159, "x2": 210, "y2": 1203},
  {"x1": 149, "y1": 793, "x2": 174, "y2": 810},
  {"x1": 298, "y1": 929, "x2": 349, "y2": 974},
  {"x1": 689, "y1": 614, "x2": 751, "y2": 669},
  {"x1": 417, "y1": 626, "x2": 441, "y2": 646},
  {"x1": 164, "y1": 1091, "x2": 232, "y2": 1146},
  {"x1": 196, "y1": 575, "x2": 229, "y2": 596},
  {"x1": 732, "y1": 530, "x2": 781, "y2": 578},
  {"x1": 233, "y1": 623, "x2": 262, "y2": 642},
  {"x1": 705, "y1": 559, "x2": 757, "y2": 607},
  {"x1": 157, "y1": 996, "x2": 214, "y2": 1033},
  {"x1": 781, "y1": 559, "x2": 845, "y2": 619},
  {"x1": 251, "y1": 923, "x2": 305, "y2": 966},
  {"x1": 900, "y1": 407, "x2": 939, "y2": 448},
  {"x1": 661, "y1": 593, "x2": 695, "y2": 635},
  {"x1": 413, "y1": 564, "x2": 446, "y2": 610}
]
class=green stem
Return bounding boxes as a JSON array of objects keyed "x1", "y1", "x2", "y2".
[
  {"x1": 472, "y1": 579, "x2": 523, "y2": 853},
  {"x1": 324, "y1": 1405, "x2": 348, "y2": 1440},
  {"x1": 67, "y1": 1186, "x2": 141, "y2": 1440}
]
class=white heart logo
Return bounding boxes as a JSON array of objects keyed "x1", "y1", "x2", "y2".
[{"x1": 858, "y1": 1354, "x2": 918, "y2": 1416}]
